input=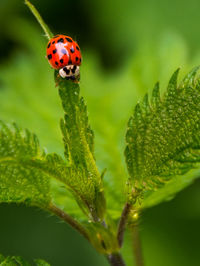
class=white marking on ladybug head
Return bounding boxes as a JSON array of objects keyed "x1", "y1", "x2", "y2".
[{"x1": 59, "y1": 65, "x2": 80, "y2": 79}]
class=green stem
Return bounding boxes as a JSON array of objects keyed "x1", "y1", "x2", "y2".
[
  {"x1": 25, "y1": 0, "x2": 53, "y2": 40},
  {"x1": 106, "y1": 252, "x2": 126, "y2": 266},
  {"x1": 48, "y1": 203, "x2": 90, "y2": 242},
  {"x1": 132, "y1": 225, "x2": 144, "y2": 266},
  {"x1": 117, "y1": 202, "x2": 132, "y2": 247}
]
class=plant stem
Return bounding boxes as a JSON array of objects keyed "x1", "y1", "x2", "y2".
[
  {"x1": 117, "y1": 202, "x2": 132, "y2": 247},
  {"x1": 106, "y1": 252, "x2": 126, "y2": 266},
  {"x1": 132, "y1": 225, "x2": 144, "y2": 266},
  {"x1": 48, "y1": 203, "x2": 90, "y2": 242},
  {"x1": 25, "y1": 0, "x2": 53, "y2": 40}
]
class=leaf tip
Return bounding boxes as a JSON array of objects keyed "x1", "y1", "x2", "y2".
[
  {"x1": 181, "y1": 65, "x2": 200, "y2": 88},
  {"x1": 169, "y1": 68, "x2": 180, "y2": 86}
]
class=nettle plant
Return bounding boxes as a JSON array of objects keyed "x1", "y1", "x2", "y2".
[{"x1": 1, "y1": 1, "x2": 200, "y2": 266}]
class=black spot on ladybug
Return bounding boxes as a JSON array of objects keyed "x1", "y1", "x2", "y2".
[
  {"x1": 76, "y1": 57, "x2": 79, "y2": 62},
  {"x1": 52, "y1": 41, "x2": 55, "y2": 44},
  {"x1": 61, "y1": 48, "x2": 67, "y2": 54},
  {"x1": 57, "y1": 38, "x2": 64, "y2": 43},
  {"x1": 80, "y1": 58, "x2": 82, "y2": 62},
  {"x1": 72, "y1": 65, "x2": 77, "y2": 74},
  {"x1": 68, "y1": 59, "x2": 72, "y2": 65},
  {"x1": 70, "y1": 47, "x2": 75, "y2": 53},
  {"x1": 66, "y1": 37, "x2": 72, "y2": 42},
  {"x1": 60, "y1": 59, "x2": 64, "y2": 64},
  {"x1": 76, "y1": 46, "x2": 80, "y2": 51},
  {"x1": 48, "y1": 54, "x2": 52, "y2": 60},
  {"x1": 47, "y1": 42, "x2": 51, "y2": 48},
  {"x1": 55, "y1": 61, "x2": 58, "y2": 66},
  {"x1": 63, "y1": 67, "x2": 70, "y2": 75},
  {"x1": 53, "y1": 49, "x2": 57, "y2": 54}
]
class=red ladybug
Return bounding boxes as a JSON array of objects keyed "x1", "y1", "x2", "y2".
[{"x1": 46, "y1": 34, "x2": 82, "y2": 80}]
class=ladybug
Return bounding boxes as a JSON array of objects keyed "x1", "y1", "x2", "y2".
[{"x1": 46, "y1": 34, "x2": 82, "y2": 80}]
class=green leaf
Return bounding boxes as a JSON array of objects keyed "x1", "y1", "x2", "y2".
[
  {"x1": 0, "y1": 121, "x2": 51, "y2": 207},
  {"x1": 34, "y1": 259, "x2": 51, "y2": 266},
  {"x1": 0, "y1": 255, "x2": 30, "y2": 266},
  {"x1": 0, "y1": 254, "x2": 50, "y2": 266},
  {"x1": 142, "y1": 167, "x2": 200, "y2": 209},
  {"x1": 0, "y1": 120, "x2": 80, "y2": 209},
  {"x1": 125, "y1": 67, "x2": 200, "y2": 207},
  {"x1": 56, "y1": 74, "x2": 106, "y2": 220},
  {"x1": 0, "y1": 120, "x2": 86, "y2": 215}
]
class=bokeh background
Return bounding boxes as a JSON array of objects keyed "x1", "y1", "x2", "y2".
[{"x1": 0, "y1": 0, "x2": 200, "y2": 265}]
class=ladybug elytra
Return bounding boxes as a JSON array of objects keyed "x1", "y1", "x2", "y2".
[{"x1": 46, "y1": 34, "x2": 82, "y2": 80}]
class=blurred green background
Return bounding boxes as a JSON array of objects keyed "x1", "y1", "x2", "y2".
[{"x1": 0, "y1": 0, "x2": 200, "y2": 265}]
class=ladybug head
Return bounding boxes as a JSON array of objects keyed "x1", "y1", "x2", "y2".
[{"x1": 59, "y1": 65, "x2": 80, "y2": 80}]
